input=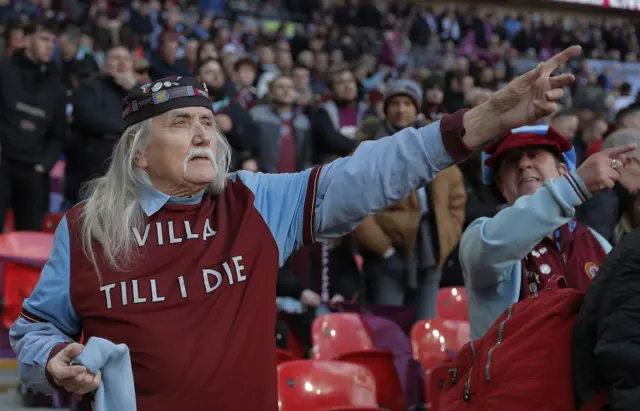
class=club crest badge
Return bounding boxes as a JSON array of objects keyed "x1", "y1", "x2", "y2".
[
  {"x1": 584, "y1": 262, "x2": 599, "y2": 279},
  {"x1": 152, "y1": 82, "x2": 163, "y2": 92},
  {"x1": 140, "y1": 83, "x2": 152, "y2": 93}
]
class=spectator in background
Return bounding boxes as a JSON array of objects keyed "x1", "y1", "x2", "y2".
[
  {"x1": 152, "y1": 33, "x2": 188, "y2": 79},
  {"x1": 251, "y1": 74, "x2": 312, "y2": 174},
  {"x1": 256, "y1": 43, "x2": 294, "y2": 98},
  {"x1": 58, "y1": 24, "x2": 98, "y2": 90},
  {"x1": 233, "y1": 57, "x2": 259, "y2": 110},
  {"x1": 582, "y1": 114, "x2": 610, "y2": 160},
  {"x1": 196, "y1": 58, "x2": 259, "y2": 170},
  {"x1": 616, "y1": 103, "x2": 640, "y2": 130},
  {"x1": 577, "y1": 129, "x2": 640, "y2": 245},
  {"x1": 3, "y1": 18, "x2": 24, "y2": 57},
  {"x1": 134, "y1": 57, "x2": 152, "y2": 85},
  {"x1": 184, "y1": 35, "x2": 200, "y2": 76},
  {"x1": 0, "y1": 19, "x2": 66, "y2": 232},
  {"x1": 292, "y1": 64, "x2": 314, "y2": 111},
  {"x1": 550, "y1": 109, "x2": 579, "y2": 141},
  {"x1": 65, "y1": 45, "x2": 136, "y2": 207},
  {"x1": 310, "y1": 66, "x2": 361, "y2": 164},
  {"x1": 421, "y1": 75, "x2": 446, "y2": 121},
  {"x1": 353, "y1": 80, "x2": 466, "y2": 318},
  {"x1": 614, "y1": 81, "x2": 634, "y2": 113}
]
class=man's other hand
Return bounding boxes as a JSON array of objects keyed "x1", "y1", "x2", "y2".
[
  {"x1": 577, "y1": 143, "x2": 638, "y2": 195},
  {"x1": 46, "y1": 343, "x2": 101, "y2": 395}
]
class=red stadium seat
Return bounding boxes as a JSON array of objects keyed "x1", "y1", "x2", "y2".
[
  {"x1": 409, "y1": 319, "x2": 465, "y2": 372},
  {"x1": 2, "y1": 263, "x2": 41, "y2": 328},
  {"x1": 0, "y1": 232, "x2": 53, "y2": 329},
  {"x1": 436, "y1": 287, "x2": 468, "y2": 321},
  {"x1": 278, "y1": 360, "x2": 379, "y2": 411},
  {"x1": 42, "y1": 212, "x2": 64, "y2": 233},
  {"x1": 411, "y1": 319, "x2": 471, "y2": 356},
  {"x1": 337, "y1": 350, "x2": 404, "y2": 411},
  {"x1": 311, "y1": 313, "x2": 375, "y2": 360},
  {"x1": 277, "y1": 349, "x2": 299, "y2": 366}
]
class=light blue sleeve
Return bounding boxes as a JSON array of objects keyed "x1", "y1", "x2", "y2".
[
  {"x1": 9, "y1": 215, "x2": 82, "y2": 394},
  {"x1": 234, "y1": 121, "x2": 453, "y2": 266},
  {"x1": 459, "y1": 172, "x2": 592, "y2": 290},
  {"x1": 313, "y1": 121, "x2": 453, "y2": 240},
  {"x1": 233, "y1": 170, "x2": 314, "y2": 267}
]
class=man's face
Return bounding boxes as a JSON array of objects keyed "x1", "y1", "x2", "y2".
[
  {"x1": 621, "y1": 110, "x2": 640, "y2": 129},
  {"x1": 497, "y1": 148, "x2": 567, "y2": 204},
  {"x1": 619, "y1": 155, "x2": 640, "y2": 194},
  {"x1": 104, "y1": 46, "x2": 133, "y2": 76},
  {"x1": 199, "y1": 42, "x2": 217, "y2": 61},
  {"x1": 425, "y1": 87, "x2": 443, "y2": 105},
  {"x1": 236, "y1": 64, "x2": 256, "y2": 88},
  {"x1": 584, "y1": 119, "x2": 608, "y2": 145},
  {"x1": 292, "y1": 67, "x2": 310, "y2": 89},
  {"x1": 185, "y1": 39, "x2": 199, "y2": 62},
  {"x1": 163, "y1": 39, "x2": 179, "y2": 62},
  {"x1": 387, "y1": 95, "x2": 417, "y2": 129},
  {"x1": 198, "y1": 60, "x2": 225, "y2": 89},
  {"x1": 314, "y1": 52, "x2": 328, "y2": 72},
  {"x1": 9, "y1": 28, "x2": 24, "y2": 50},
  {"x1": 551, "y1": 115, "x2": 579, "y2": 140},
  {"x1": 141, "y1": 107, "x2": 218, "y2": 193},
  {"x1": 28, "y1": 29, "x2": 56, "y2": 63},
  {"x1": 60, "y1": 35, "x2": 77, "y2": 58},
  {"x1": 259, "y1": 47, "x2": 274, "y2": 65},
  {"x1": 270, "y1": 77, "x2": 296, "y2": 105},
  {"x1": 331, "y1": 70, "x2": 358, "y2": 102},
  {"x1": 276, "y1": 50, "x2": 293, "y2": 71}
]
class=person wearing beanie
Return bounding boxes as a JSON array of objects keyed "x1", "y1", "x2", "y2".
[
  {"x1": 10, "y1": 46, "x2": 585, "y2": 410},
  {"x1": 353, "y1": 79, "x2": 467, "y2": 319},
  {"x1": 459, "y1": 124, "x2": 634, "y2": 340}
]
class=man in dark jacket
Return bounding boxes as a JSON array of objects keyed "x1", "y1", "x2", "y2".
[
  {"x1": 250, "y1": 74, "x2": 312, "y2": 174},
  {"x1": 196, "y1": 58, "x2": 259, "y2": 170},
  {"x1": 0, "y1": 19, "x2": 66, "y2": 232},
  {"x1": 573, "y1": 229, "x2": 640, "y2": 411},
  {"x1": 309, "y1": 66, "x2": 361, "y2": 164},
  {"x1": 65, "y1": 45, "x2": 137, "y2": 206}
]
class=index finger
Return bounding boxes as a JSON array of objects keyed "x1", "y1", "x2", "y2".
[
  {"x1": 53, "y1": 364, "x2": 87, "y2": 381},
  {"x1": 544, "y1": 45, "x2": 582, "y2": 72},
  {"x1": 602, "y1": 143, "x2": 638, "y2": 158}
]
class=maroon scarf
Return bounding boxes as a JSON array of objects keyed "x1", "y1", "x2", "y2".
[{"x1": 520, "y1": 219, "x2": 607, "y2": 299}]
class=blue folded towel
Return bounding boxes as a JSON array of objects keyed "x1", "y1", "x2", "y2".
[{"x1": 71, "y1": 337, "x2": 137, "y2": 411}]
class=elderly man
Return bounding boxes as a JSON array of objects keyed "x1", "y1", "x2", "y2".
[
  {"x1": 460, "y1": 123, "x2": 636, "y2": 340},
  {"x1": 12, "y1": 47, "x2": 582, "y2": 410}
]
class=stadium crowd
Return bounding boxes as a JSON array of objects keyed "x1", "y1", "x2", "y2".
[{"x1": 2, "y1": 0, "x2": 640, "y2": 410}]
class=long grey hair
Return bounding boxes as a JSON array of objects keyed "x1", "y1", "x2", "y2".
[{"x1": 78, "y1": 118, "x2": 232, "y2": 277}]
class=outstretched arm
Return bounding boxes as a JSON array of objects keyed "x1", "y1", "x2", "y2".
[
  {"x1": 237, "y1": 46, "x2": 583, "y2": 264},
  {"x1": 459, "y1": 172, "x2": 591, "y2": 290}
]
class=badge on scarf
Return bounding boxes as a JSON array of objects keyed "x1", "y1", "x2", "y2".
[
  {"x1": 568, "y1": 219, "x2": 577, "y2": 233},
  {"x1": 584, "y1": 262, "x2": 599, "y2": 279}
]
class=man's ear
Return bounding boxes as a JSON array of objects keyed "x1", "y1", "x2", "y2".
[
  {"x1": 128, "y1": 133, "x2": 148, "y2": 168},
  {"x1": 134, "y1": 151, "x2": 148, "y2": 169},
  {"x1": 558, "y1": 162, "x2": 568, "y2": 175}
]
